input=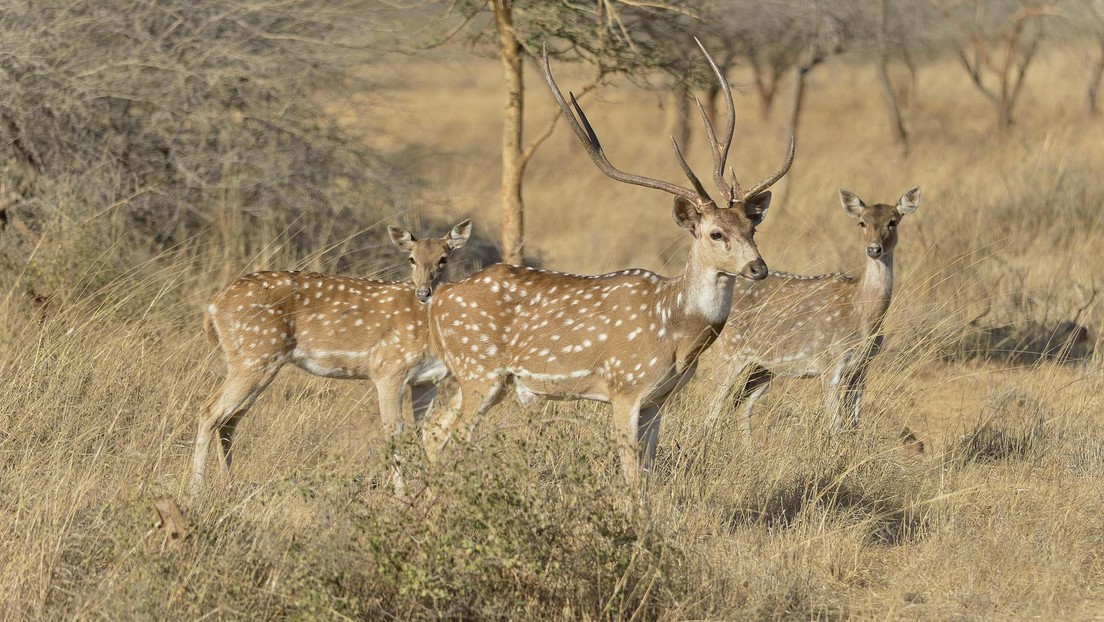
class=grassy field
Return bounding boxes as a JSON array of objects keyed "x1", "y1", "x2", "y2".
[{"x1": 2, "y1": 43, "x2": 1104, "y2": 619}]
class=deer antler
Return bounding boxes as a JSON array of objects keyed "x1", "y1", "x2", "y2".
[
  {"x1": 543, "y1": 41, "x2": 795, "y2": 208},
  {"x1": 692, "y1": 37, "x2": 736, "y2": 203},
  {"x1": 690, "y1": 37, "x2": 795, "y2": 203},
  {"x1": 741, "y1": 135, "x2": 796, "y2": 200},
  {"x1": 542, "y1": 46, "x2": 715, "y2": 207}
]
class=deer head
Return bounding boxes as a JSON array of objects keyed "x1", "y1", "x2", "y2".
[
  {"x1": 839, "y1": 187, "x2": 920, "y2": 259},
  {"x1": 388, "y1": 219, "x2": 472, "y2": 303},
  {"x1": 542, "y1": 38, "x2": 794, "y2": 281}
]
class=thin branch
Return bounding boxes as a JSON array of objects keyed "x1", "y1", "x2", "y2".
[
  {"x1": 612, "y1": 0, "x2": 699, "y2": 20},
  {"x1": 956, "y1": 48, "x2": 999, "y2": 102},
  {"x1": 1007, "y1": 33, "x2": 1039, "y2": 117},
  {"x1": 417, "y1": 6, "x2": 479, "y2": 51},
  {"x1": 518, "y1": 72, "x2": 603, "y2": 173}
]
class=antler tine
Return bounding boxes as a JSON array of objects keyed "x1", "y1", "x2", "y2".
[
  {"x1": 670, "y1": 137, "x2": 710, "y2": 200},
  {"x1": 694, "y1": 37, "x2": 736, "y2": 203},
  {"x1": 693, "y1": 97, "x2": 733, "y2": 201},
  {"x1": 741, "y1": 135, "x2": 796, "y2": 199},
  {"x1": 728, "y1": 166, "x2": 741, "y2": 196},
  {"x1": 541, "y1": 45, "x2": 710, "y2": 205}
]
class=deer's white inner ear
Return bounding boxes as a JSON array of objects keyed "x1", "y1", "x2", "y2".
[
  {"x1": 672, "y1": 196, "x2": 702, "y2": 232},
  {"x1": 897, "y1": 186, "x2": 920, "y2": 215},
  {"x1": 839, "y1": 190, "x2": 865, "y2": 218},
  {"x1": 389, "y1": 226, "x2": 416, "y2": 252}
]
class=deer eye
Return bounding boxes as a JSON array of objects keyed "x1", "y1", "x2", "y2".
[
  {"x1": 859, "y1": 222, "x2": 867, "y2": 229},
  {"x1": 709, "y1": 231, "x2": 724, "y2": 241},
  {"x1": 438, "y1": 257, "x2": 448, "y2": 266},
  {"x1": 408, "y1": 257, "x2": 416, "y2": 265},
  {"x1": 888, "y1": 220, "x2": 898, "y2": 229}
]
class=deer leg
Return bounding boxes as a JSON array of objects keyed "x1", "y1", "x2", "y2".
[
  {"x1": 705, "y1": 362, "x2": 751, "y2": 424},
  {"x1": 423, "y1": 388, "x2": 462, "y2": 463},
  {"x1": 741, "y1": 364, "x2": 777, "y2": 437},
  {"x1": 423, "y1": 377, "x2": 505, "y2": 463},
  {"x1": 375, "y1": 375, "x2": 409, "y2": 496},
  {"x1": 637, "y1": 403, "x2": 662, "y2": 481},
  {"x1": 840, "y1": 364, "x2": 869, "y2": 429},
  {"x1": 215, "y1": 366, "x2": 280, "y2": 470},
  {"x1": 191, "y1": 365, "x2": 279, "y2": 497},
  {"x1": 823, "y1": 364, "x2": 846, "y2": 430},
  {"x1": 409, "y1": 383, "x2": 437, "y2": 424},
  {"x1": 611, "y1": 398, "x2": 644, "y2": 490}
]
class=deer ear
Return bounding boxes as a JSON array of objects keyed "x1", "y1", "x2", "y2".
[
  {"x1": 388, "y1": 225, "x2": 415, "y2": 253},
  {"x1": 445, "y1": 218, "x2": 472, "y2": 250},
  {"x1": 897, "y1": 186, "x2": 920, "y2": 215},
  {"x1": 839, "y1": 189, "x2": 865, "y2": 218},
  {"x1": 744, "y1": 191, "x2": 771, "y2": 225},
  {"x1": 672, "y1": 197, "x2": 701, "y2": 233}
]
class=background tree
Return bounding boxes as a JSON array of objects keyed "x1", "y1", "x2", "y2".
[
  {"x1": 1082, "y1": 0, "x2": 1104, "y2": 115},
  {"x1": 622, "y1": 10, "x2": 711, "y2": 151},
  {"x1": 776, "y1": 0, "x2": 855, "y2": 204},
  {"x1": 931, "y1": 0, "x2": 1062, "y2": 131},
  {"x1": 697, "y1": 0, "x2": 810, "y2": 122},
  {"x1": 424, "y1": 0, "x2": 692, "y2": 265},
  {"x1": 0, "y1": 0, "x2": 407, "y2": 280},
  {"x1": 876, "y1": 0, "x2": 912, "y2": 154}
]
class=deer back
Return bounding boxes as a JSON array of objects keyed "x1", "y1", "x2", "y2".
[
  {"x1": 208, "y1": 271, "x2": 429, "y2": 377},
  {"x1": 430, "y1": 264, "x2": 723, "y2": 401},
  {"x1": 712, "y1": 273, "x2": 867, "y2": 374}
]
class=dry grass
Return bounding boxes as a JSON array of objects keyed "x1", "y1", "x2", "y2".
[{"x1": 2, "y1": 42, "x2": 1104, "y2": 620}]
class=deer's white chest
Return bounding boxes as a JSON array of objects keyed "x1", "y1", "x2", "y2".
[{"x1": 683, "y1": 273, "x2": 735, "y2": 325}]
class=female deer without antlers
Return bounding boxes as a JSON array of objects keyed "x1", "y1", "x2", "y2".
[
  {"x1": 702, "y1": 187, "x2": 921, "y2": 433},
  {"x1": 423, "y1": 41, "x2": 795, "y2": 486},
  {"x1": 191, "y1": 220, "x2": 472, "y2": 497}
]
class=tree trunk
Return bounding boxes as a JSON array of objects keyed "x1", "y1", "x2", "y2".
[
  {"x1": 756, "y1": 82, "x2": 776, "y2": 121},
  {"x1": 997, "y1": 95, "x2": 1013, "y2": 131},
  {"x1": 900, "y1": 45, "x2": 919, "y2": 108},
  {"x1": 876, "y1": 0, "x2": 909, "y2": 155},
  {"x1": 749, "y1": 58, "x2": 778, "y2": 121},
  {"x1": 778, "y1": 50, "x2": 821, "y2": 206},
  {"x1": 491, "y1": 0, "x2": 525, "y2": 265},
  {"x1": 670, "y1": 78, "x2": 692, "y2": 152},
  {"x1": 1088, "y1": 38, "x2": 1104, "y2": 115},
  {"x1": 876, "y1": 61, "x2": 909, "y2": 154},
  {"x1": 704, "y1": 81, "x2": 721, "y2": 127},
  {"x1": 1086, "y1": 38, "x2": 1104, "y2": 115}
]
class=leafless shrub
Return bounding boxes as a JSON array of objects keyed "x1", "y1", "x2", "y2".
[
  {"x1": 931, "y1": 0, "x2": 1062, "y2": 131},
  {"x1": 0, "y1": 0, "x2": 433, "y2": 303},
  {"x1": 951, "y1": 319, "x2": 1093, "y2": 364},
  {"x1": 724, "y1": 435, "x2": 929, "y2": 547},
  {"x1": 951, "y1": 389, "x2": 1051, "y2": 463}
]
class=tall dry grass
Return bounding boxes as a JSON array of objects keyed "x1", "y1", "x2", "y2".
[{"x1": 1, "y1": 41, "x2": 1103, "y2": 619}]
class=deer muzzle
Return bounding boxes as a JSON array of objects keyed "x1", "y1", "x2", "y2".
[{"x1": 742, "y1": 258, "x2": 768, "y2": 281}]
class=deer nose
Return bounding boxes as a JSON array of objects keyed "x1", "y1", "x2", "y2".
[
  {"x1": 415, "y1": 287, "x2": 432, "y2": 304},
  {"x1": 743, "y1": 258, "x2": 768, "y2": 281},
  {"x1": 867, "y1": 244, "x2": 883, "y2": 258}
]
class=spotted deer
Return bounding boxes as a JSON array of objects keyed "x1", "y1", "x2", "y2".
[
  {"x1": 191, "y1": 220, "x2": 472, "y2": 496},
  {"x1": 422, "y1": 41, "x2": 795, "y2": 486},
  {"x1": 702, "y1": 187, "x2": 921, "y2": 434}
]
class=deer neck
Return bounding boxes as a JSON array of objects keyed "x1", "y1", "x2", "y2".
[
  {"x1": 676, "y1": 243, "x2": 736, "y2": 328},
  {"x1": 856, "y1": 251, "x2": 894, "y2": 338}
]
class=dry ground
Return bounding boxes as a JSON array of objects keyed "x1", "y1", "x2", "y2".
[{"x1": 2, "y1": 45, "x2": 1104, "y2": 619}]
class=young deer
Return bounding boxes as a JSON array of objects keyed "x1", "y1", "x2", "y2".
[
  {"x1": 191, "y1": 220, "x2": 472, "y2": 496},
  {"x1": 703, "y1": 187, "x2": 921, "y2": 433},
  {"x1": 422, "y1": 42, "x2": 795, "y2": 485}
]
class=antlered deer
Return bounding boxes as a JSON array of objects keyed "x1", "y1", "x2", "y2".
[
  {"x1": 423, "y1": 41, "x2": 795, "y2": 485},
  {"x1": 703, "y1": 187, "x2": 921, "y2": 433},
  {"x1": 191, "y1": 220, "x2": 472, "y2": 496}
]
